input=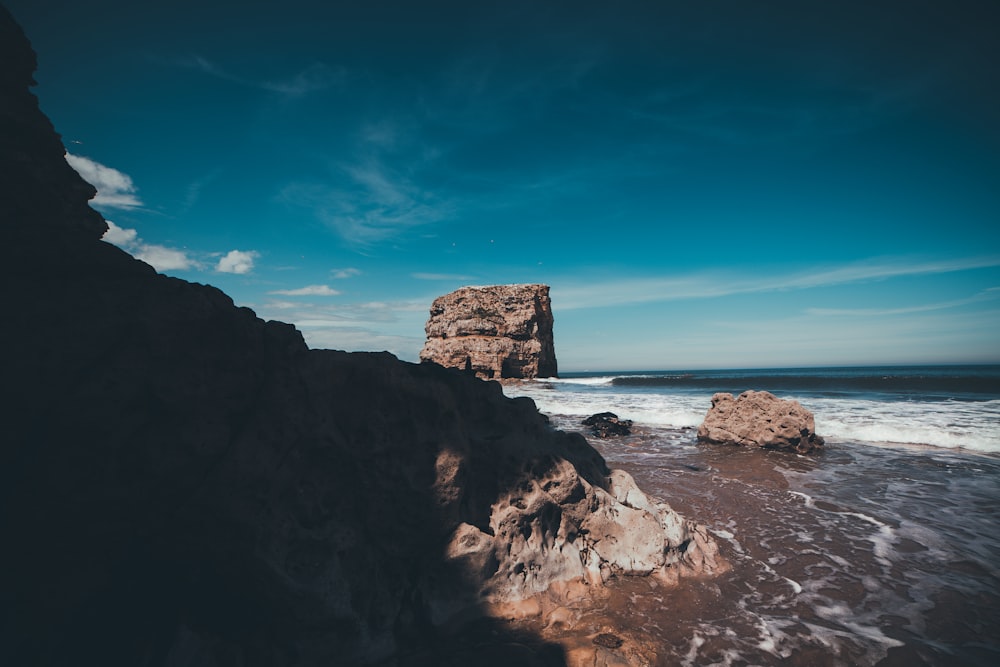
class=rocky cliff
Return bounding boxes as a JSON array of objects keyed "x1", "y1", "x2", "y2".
[
  {"x1": 420, "y1": 283, "x2": 558, "y2": 379},
  {"x1": 0, "y1": 8, "x2": 719, "y2": 665}
]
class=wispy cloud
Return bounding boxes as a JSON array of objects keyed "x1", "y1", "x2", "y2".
[
  {"x1": 179, "y1": 56, "x2": 344, "y2": 97},
  {"x1": 102, "y1": 221, "x2": 194, "y2": 272},
  {"x1": 268, "y1": 284, "x2": 340, "y2": 296},
  {"x1": 66, "y1": 154, "x2": 142, "y2": 210},
  {"x1": 178, "y1": 169, "x2": 222, "y2": 215},
  {"x1": 555, "y1": 256, "x2": 1000, "y2": 310},
  {"x1": 626, "y1": 60, "x2": 929, "y2": 149},
  {"x1": 279, "y1": 158, "x2": 450, "y2": 245},
  {"x1": 805, "y1": 288, "x2": 1000, "y2": 317},
  {"x1": 298, "y1": 327, "x2": 424, "y2": 360},
  {"x1": 255, "y1": 297, "x2": 428, "y2": 329},
  {"x1": 216, "y1": 250, "x2": 259, "y2": 274},
  {"x1": 330, "y1": 267, "x2": 362, "y2": 279},
  {"x1": 250, "y1": 296, "x2": 431, "y2": 360},
  {"x1": 412, "y1": 272, "x2": 476, "y2": 281}
]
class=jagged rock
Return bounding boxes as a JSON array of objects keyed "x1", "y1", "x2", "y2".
[
  {"x1": 0, "y1": 9, "x2": 719, "y2": 666},
  {"x1": 419, "y1": 284, "x2": 558, "y2": 379},
  {"x1": 582, "y1": 412, "x2": 633, "y2": 438},
  {"x1": 697, "y1": 390, "x2": 825, "y2": 453}
]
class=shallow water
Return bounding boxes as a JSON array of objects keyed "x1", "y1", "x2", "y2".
[{"x1": 538, "y1": 415, "x2": 1000, "y2": 666}]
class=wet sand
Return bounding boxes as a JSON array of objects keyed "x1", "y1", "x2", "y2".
[{"x1": 493, "y1": 420, "x2": 1000, "y2": 666}]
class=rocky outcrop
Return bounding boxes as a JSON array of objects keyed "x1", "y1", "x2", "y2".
[
  {"x1": 582, "y1": 412, "x2": 633, "y2": 438},
  {"x1": 0, "y1": 8, "x2": 719, "y2": 666},
  {"x1": 697, "y1": 390, "x2": 825, "y2": 453},
  {"x1": 419, "y1": 284, "x2": 558, "y2": 379}
]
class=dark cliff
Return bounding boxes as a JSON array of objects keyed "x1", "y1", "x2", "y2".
[{"x1": 0, "y1": 7, "x2": 718, "y2": 665}]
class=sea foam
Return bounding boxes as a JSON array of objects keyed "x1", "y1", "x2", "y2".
[{"x1": 506, "y1": 379, "x2": 1000, "y2": 454}]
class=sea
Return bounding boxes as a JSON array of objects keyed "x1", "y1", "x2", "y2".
[{"x1": 501, "y1": 365, "x2": 1000, "y2": 666}]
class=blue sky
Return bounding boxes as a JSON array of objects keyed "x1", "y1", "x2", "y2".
[{"x1": 9, "y1": 0, "x2": 1000, "y2": 370}]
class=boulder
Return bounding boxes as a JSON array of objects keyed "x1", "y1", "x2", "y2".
[
  {"x1": 419, "y1": 284, "x2": 557, "y2": 379},
  {"x1": 696, "y1": 390, "x2": 825, "y2": 453},
  {"x1": 582, "y1": 412, "x2": 633, "y2": 438},
  {"x1": 0, "y1": 9, "x2": 720, "y2": 665}
]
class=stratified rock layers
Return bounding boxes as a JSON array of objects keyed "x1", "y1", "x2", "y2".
[
  {"x1": 420, "y1": 284, "x2": 558, "y2": 379},
  {"x1": 0, "y1": 8, "x2": 718, "y2": 666},
  {"x1": 697, "y1": 390, "x2": 825, "y2": 453}
]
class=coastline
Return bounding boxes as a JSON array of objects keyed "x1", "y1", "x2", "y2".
[{"x1": 500, "y1": 370, "x2": 1000, "y2": 666}]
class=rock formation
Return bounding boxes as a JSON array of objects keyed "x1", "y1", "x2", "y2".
[
  {"x1": 582, "y1": 412, "x2": 633, "y2": 438},
  {"x1": 697, "y1": 390, "x2": 825, "y2": 453},
  {"x1": 420, "y1": 284, "x2": 558, "y2": 379},
  {"x1": 0, "y1": 8, "x2": 719, "y2": 665}
]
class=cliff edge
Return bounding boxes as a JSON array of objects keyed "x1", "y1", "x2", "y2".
[
  {"x1": 0, "y1": 8, "x2": 719, "y2": 665},
  {"x1": 420, "y1": 283, "x2": 558, "y2": 379}
]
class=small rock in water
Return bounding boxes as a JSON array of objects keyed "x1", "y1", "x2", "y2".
[{"x1": 582, "y1": 412, "x2": 633, "y2": 438}]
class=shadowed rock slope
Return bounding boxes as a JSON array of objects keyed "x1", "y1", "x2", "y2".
[{"x1": 0, "y1": 7, "x2": 719, "y2": 665}]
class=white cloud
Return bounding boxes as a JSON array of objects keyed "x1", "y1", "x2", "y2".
[
  {"x1": 66, "y1": 154, "x2": 142, "y2": 210},
  {"x1": 102, "y1": 220, "x2": 138, "y2": 246},
  {"x1": 134, "y1": 244, "x2": 194, "y2": 272},
  {"x1": 102, "y1": 222, "x2": 259, "y2": 275},
  {"x1": 330, "y1": 267, "x2": 362, "y2": 279},
  {"x1": 102, "y1": 221, "x2": 194, "y2": 272},
  {"x1": 554, "y1": 256, "x2": 1000, "y2": 310},
  {"x1": 268, "y1": 284, "x2": 340, "y2": 296},
  {"x1": 216, "y1": 250, "x2": 259, "y2": 274}
]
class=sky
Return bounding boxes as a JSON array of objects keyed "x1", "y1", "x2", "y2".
[{"x1": 7, "y1": 0, "x2": 1000, "y2": 371}]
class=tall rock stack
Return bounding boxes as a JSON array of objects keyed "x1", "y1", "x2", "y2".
[{"x1": 420, "y1": 283, "x2": 558, "y2": 379}]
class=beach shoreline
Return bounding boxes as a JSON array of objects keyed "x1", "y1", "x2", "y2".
[{"x1": 499, "y1": 369, "x2": 1000, "y2": 666}]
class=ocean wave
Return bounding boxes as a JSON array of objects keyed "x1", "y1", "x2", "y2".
[
  {"x1": 531, "y1": 376, "x2": 616, "y2": 387},
  {"x1": 811, "y1": 398, "x2": 1000, "y2": 454},
  {"x1": 502, "y1": 383, "x2": 1000, "y2": 454}
]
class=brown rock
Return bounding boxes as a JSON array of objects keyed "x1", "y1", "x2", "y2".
[
  {"x1": 696, "y1": 390, "x2": 825, "y2": 453},
  {"x1": 419, "y1": 284, "x2": 558, "y2": 379}
]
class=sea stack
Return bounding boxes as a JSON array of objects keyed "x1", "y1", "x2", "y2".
[{"x1": 420, "y1": 283, "x2": 558, "y2": 379}]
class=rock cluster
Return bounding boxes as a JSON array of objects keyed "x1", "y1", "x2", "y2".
[
  {"x1": 0, "y1": 9, "x2": 719, "y2": 665},
  {"x1": 419, "y1": 284, "x2": 558, "y2": 379},
  {"x1": 697, "y1": 390, "x2": 825, "y2": 453}
]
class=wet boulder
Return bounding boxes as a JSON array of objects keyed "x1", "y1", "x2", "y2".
[
  {"x1": 697, "y1": 390, "x2": 824, "y2": 453},
  {"x1": 582, "y1": 412, "x2": 633, "y2": 438}
]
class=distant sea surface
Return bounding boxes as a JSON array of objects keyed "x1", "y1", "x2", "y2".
[{"x1": 502, "y1": 365, "x2": 1000, "y2": 666}]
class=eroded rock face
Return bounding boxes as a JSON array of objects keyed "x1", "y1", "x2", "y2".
[
  {"x1": 420, "y1": 284, "x2": 558, "y2": 379},
  {"x1": 0, "y1": 9, "x2": 718, "y2": 665},
  {"x1": 697, "y1": 390, "x2": 825, "y2": 453}
]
